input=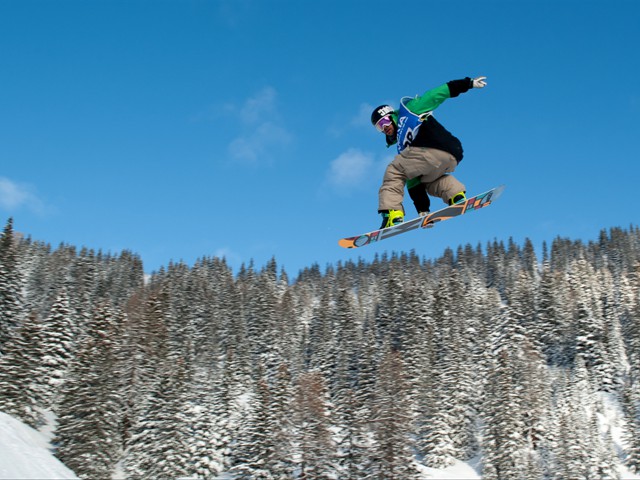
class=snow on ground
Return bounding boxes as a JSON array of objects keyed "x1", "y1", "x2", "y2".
[
  {"x1": 416, "y1": 457, "x2": 481, "y2": 479},
  {"x1": 598, "y1": 393, "x2": 640, "y2": 480},
  {"x1": 621, "y1": 465, "x2": 640, "y2": 480},
  {"x1": 0, "y1": 411, "x2": 77, "y2": 480}
]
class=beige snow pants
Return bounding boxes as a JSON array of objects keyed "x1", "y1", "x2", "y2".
[{"x1": 378, "y1": 147, "x2": 465, "y2": 212}]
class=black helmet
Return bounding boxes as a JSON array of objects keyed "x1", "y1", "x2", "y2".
[{"x1": 371, "y1": 105, "x2": 395, "y2": 126}]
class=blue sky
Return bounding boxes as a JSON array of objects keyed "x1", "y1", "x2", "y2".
[{"x1": 2, "y1": 0, "x2": 639, "y2": 278}]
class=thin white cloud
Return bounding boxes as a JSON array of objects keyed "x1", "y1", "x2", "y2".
[
  {"x1": 328, "y1": 100, "x2": 396, "y2": 139},
  {"x1": 0, "y1": 177, "x2": 46, "y2": 214},
  {"x1": 213, "y1": 246, "x2": 247, "y2": 272},
  {"x1": 239, "y1": 86, "x2": 278, "y2": 120},
  {"x1": 216, "y1": 0, "x2": 253, "y2": 28},
  {"x1": 350, "y1": 102, "x2": 376, "y2": 129},
  {"x1": 327, "y1": 102, "x2": 376, "y2": 139},
  {"x1": 227, "y1": 87, "x2": 292, "y2": 165},
  {"x1": 229, "y1": 121, "x2": 292, "y2": 164},
  {"x1": 326, "y1": 148, "x2": 377, "y2": 191}
]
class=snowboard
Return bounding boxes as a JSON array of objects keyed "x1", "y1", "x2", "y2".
[{"x1": 338, "y1": 185, "x2": 505, "y2": 249}]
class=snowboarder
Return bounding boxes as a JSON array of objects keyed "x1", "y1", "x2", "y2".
[{"x1": 371, "y1": 76, "x2": 487, "y2": 229}]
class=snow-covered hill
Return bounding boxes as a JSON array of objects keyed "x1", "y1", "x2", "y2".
[
  {"x1": 597, "y1": 393, "x2": 640, "y2": 480},
  {"x1": 0, "y1": 412, "x2": 77, "y2": 480}
]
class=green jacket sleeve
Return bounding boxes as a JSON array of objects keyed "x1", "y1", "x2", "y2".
[
  {"x1": 405, "y1": 77, "x2": 473, "y2": 115},
  {"x1": 404, "y1": 83, "x2": 451, "y2": 115}
]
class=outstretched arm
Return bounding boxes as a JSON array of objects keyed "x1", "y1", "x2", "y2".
[
  {"x1": 408, "y1": 76, "x2": 488, "y2": 114},
  {"x1": 447, "y1": 76, "x2": 488, "y2": 97}
]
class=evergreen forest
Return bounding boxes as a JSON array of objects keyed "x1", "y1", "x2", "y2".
[{"x1": 1, "y1": 216, "x2": 640, "y2": 479}]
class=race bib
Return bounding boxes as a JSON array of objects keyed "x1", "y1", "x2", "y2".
[{"x1": 396, "y1": 96, "x2": 431, "y2": 153}]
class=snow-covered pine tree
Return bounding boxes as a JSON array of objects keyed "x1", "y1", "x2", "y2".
[
  {"x1": 293, "y1": 371, "x2": 336, "y2": 479},
  {"x1": 402, "y1": 281, "x2": 438, "y2": 463},
  {"x1": 333, "y1": 315, "x2": 377, "y2": 478},
  {"x1": 485, "y1": 239, "x2": 508, "y2": 293},
  {"x1": 0, "y1": 218, "x2": 23, "y2": 352},
  {"x1": 481, "y1": 305, "x2": 528, "y2": 480},
  {"x1": 121, "y1": 286, "x2": 171, "y2": 418},
  {"x1": 422, "y1": 267, "x2": 477, "y2": 466},
  {"x1": 275, "y1": 289, "x2": 303, "y2": 376},
  {"x1": 103, "y1": 249, "x2": 144, "y2": 307},
  {"x1": 0, "y1": 312, "x2": 44, "y2": 426},
  {"x1": 38, "y1": 289, "x2": 75, "y2": 407},
  {"x1": 231, "y1": 369, "x2": 281, "y2": 479},
  {"x1": 181, "y1": 358, "x2": 227, "y2": 479},
  {"x1": 481, "y1": 349, "x2": 527, "y2": 480},
  {"x1": 305, "y1": 289, "x2": 335, "y2": 374},
  {"x1": 370, "y1": 346, "x2": 417, "y2": 479},
  {"x1": 553, "y1": 359, "x2": 596, "y2": 480},
  {"x1": 330, "y1": 279, "x2": 361, "y2": 408},
  {"x1": 69, "y1": 248, "x2": 97, "y2": 337},
  {"x1": 518, "y1": 340, "x2": 555, "y2": 478},
  {"x1": 265, "y1": 362, "x2": 296, "y2": 476},
  {"x1": 229, "y1": 360, "x2": 297, "y2": 477},
  {"x1": 123, "y1": 358, "x2": 191, "y2": 479},
  {"x1": 570, "y1": 257, "x2": 611, "y2": 390},
  {"x1": 622, "y1": 378, "x2": 640, "y2": 473},
  {"x1": 54, "y1": 301, "x2": 125, "y2": 479},
  {"x1": 599, "y1": 267, "x2": 627, "y2": 393},
  {"x1": 333, "y1": 386, "x2": 373, "y2": 480},
  {"x1": 19, "y1": 239, "x2": 52, "y2": 319},
  {"x1": 372, "y1": 259, "x2": 399, "y2": 347},
  {"x1": 504, "y1": 268, "x2": 558, "y2": 475},
  {"x1": 440, "y1": 268, "x2": 480, "y2": 460},
  {"x1": 422, "y1": 355, "x2": 457, "y2": 465},
  {"x1": 538, "y1": 260, "x2": 573, "y2": 366},
  {"x1": 619, "y1": 263, "x2": 640, "y2": 372},
  {"x1": 244, "y1": 260, "x2": 281, "y2": 374}
]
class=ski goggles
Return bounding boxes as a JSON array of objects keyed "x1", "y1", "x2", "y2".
[{"x1": 375, "y1": 115, "x2": 394, "y2": 132}]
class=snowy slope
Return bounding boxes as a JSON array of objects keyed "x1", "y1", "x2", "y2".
[
  {"x1": 598, "y1": 393, "x2": 640, "y2": 480},
  {"x1": 416, "y1": 457, "x2": 481, "y2": 479},
  {"x1": 0, "y1": 411, "x2": 77, "y2": 480}
]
